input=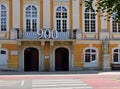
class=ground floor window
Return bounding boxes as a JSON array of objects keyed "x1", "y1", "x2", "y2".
[
  {"x1": 84, "y1": 48, "x2": 97, "y2": 63},
  {"x1": 84, "y1": 48, "x2": 98, "y2": 67},
  {"x1": 113, "y1": 49, "x2": 120, "y2": 63}
]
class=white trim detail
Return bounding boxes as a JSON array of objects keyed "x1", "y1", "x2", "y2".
[
  {"x1": 83, "y1": 47, "x2": 98, "y2": 67},
  {"x1": 23, "y1": 4, "x2": 40, "y2": 38},
  {"x1": 112, "y1": 47, "x2": 120, "y2": 64},
  {"x1": 82, "y1": 5, "x2": 98, "y2": 33}
]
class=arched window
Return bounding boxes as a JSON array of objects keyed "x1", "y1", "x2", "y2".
[
  {"x1": 111, "y1": 17, "x2": 120, "y2": 33},
  {"x1": 0, "y1": 49, "x2": 8, "y2": 68},
  {"x1": 25, "y1": 5, "x2": 38, "y2": 32},
  {"x1": 0, "y1": 4, "x2": 7, "y2": 31},
  {"x1": 84, "y1": 8, "x2": 96, "y2": 32},
  {"x1": 84, "y1": 48, "x2": 97, "y2": 63},
  {"x1": 113, "y1": 49, "x2": 120, "y2": 63},
  {"x1": 56, "y1": 6, "x2": 68, "y2": 32}
]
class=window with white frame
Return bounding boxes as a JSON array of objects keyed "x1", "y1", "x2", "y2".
[
  {"x1": 84, "y1": 48, "x2": 97, "y2": 63},
  {"x1": 25, "y1": 5, "x2": 37, "y2": 32},
  {"x1": 84, "y1": 8, "x2": 96, "y2": 32},
  {"x1": 56, "y1": 6, "x2": 67, "y2": 32},
  {"x1": 113, "y1": 49, "x2": 120, "y2": 63},
  {"x1": 0, "y1": 4, "x2": 7, "y2": 31},
  {"x1": 112, "y1": 17, "x2": 120, "y2": 33}
]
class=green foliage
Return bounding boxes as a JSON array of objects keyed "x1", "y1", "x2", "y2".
[{"x1": 84, "y1": 0, "x2": 120, "y2": 21}]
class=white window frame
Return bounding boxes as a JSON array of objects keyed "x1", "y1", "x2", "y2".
[
  {"x1": 112, "y1": 48, "x2": 120, "y2": 64},
  {"x1": 54, "y1": 5, "x2": 69, "y2": 30},
  {"x1": 0, "y1": 4, "x2": 8, "y2": 32},
  {"x1": 84, "y1": 47, "x2": 98, "y2": 63},
  {"x1": 83, "y1": 6, "x2": 97, "y2": 33},
  {"x1": 110, "y1": 16, "x2": 120, "y2": 33},
  {"x1": 24, "y1": 4, "x2": 39, "y2": 32}
]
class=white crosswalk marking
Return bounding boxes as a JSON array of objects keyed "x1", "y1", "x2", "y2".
[{"x1": 32, "y1": 79, "x2": 93, "y2": 89}]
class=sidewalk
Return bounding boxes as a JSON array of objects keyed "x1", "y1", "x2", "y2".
[{"x1": 0, "y1": 70, "x2": 120, "y2": 75}]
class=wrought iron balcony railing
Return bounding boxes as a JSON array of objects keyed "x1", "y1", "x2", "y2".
[{"x1": 11, "y1": 28, "x2": 78, "y2": 40}]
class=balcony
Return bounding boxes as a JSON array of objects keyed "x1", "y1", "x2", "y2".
[{"x1": 11, "y1": 28, "x2": 80, "y2": 40}]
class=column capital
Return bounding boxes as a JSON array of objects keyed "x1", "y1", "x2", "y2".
[
  {"x1": 18, "y1": 41, "x2": 21, "y2": 46},
  {"x1": 50, "y1": 41, "x2": 54, "y2": 46},
  {"x1": 41, "y1": 41, "x2": 45, "y2": 46}
]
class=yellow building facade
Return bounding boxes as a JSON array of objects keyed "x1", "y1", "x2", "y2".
[{"x1": 0, "y1": 0, "x2": 120, "y2": 71}]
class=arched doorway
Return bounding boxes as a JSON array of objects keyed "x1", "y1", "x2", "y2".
[
  {"x1": 55, "y1": 48, "x2": 69, "y2": 71},
  {"x1": 24, "y1": 47, "x2": 39, "y2": 71}
]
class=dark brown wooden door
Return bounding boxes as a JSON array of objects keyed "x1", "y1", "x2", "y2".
[
  {"x1": 24, "y1": 47, "x2": 39, "y2": 71},
  {"x1": 55, "y1": 48, "x2": 69, "y2": 71}
]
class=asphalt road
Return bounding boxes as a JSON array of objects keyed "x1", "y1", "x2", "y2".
[{"x1": 0, "y1": 71, "x2": 120, "y2": 89}]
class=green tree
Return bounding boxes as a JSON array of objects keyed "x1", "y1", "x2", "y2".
[{"x1": 84, "y1": 0, "x2": 120, "y2": 21}]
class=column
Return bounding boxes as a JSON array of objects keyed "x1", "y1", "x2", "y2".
[
  {"x1": 18, "y1": 41, "x2": 23, "y2": 71},
  {"x1": 100, "y1": 10, "x2": 109, "y2": 39},
  {"x1": 102, "y1": 39, "x2": 111, "y2": 71},
  {"x1": 72, "y1": 0, "x2": 79, "y2": 29},
  {"x1": 43, "y1": 0, "x2": 50, "y2": 28},
  {"x1": 41, "y1": 41, "x2": 45, "y2": 71},
  {"x1": 70, "y1": 42, "x2": 75, "y2": 71},
  {"x1": 12, "y1": 0, "x2": 20, "y2": 28},
  {"x1": 49, "y1": 41, "x2": 54, "y2": 71}
]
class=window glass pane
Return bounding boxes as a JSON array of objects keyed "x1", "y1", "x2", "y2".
[
  {"x1": 62, "y1": 7, "x2": 67, "y2": 12},
  {"x1": 26, "y1": 19, "x2": 31, "y2": 32},
  {"x1": 113, "y1": 53, "x2": 118, "y2": 62},
  {"x1": 85, "y1": 13, "x2": 89, "y2": 19},
  {"x1": 85, "y1": 20, "x2": 89, "y2": 32},
  {"x1": 92, "y1": 49, "x2": 96, "y2": 52},
  {"x1": 1, "y1": 50, "x2": 6, "y2": 54},
  {"x1": 57, "y1": 20, "x2": 61, "y2": 32},
  {"x1": 32, "y1": 19, "x2": 37, "y2": 32},
  {"x1": 1, "y1": 5, "x2": 7, "y2": 31},
  {"x1": 114, "y1": 49, "x2": 118, "y2": 52},
  {"x1": 62, "y1": 20, "x2": 67, "y2": 32},
  {"x1": 85, "y1": 54, "x2": 90, "y2": 62},
  {"x1": 92, "y1": 54, "x2": 96, "y2": 62},
  {"x1": 85, "y1": 49, "x2": 90, "y2": 52}
]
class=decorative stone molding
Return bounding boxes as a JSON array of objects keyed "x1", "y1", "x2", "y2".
[
  {"x1": 54, "y1": 1, "x2": 69, "y2": 6},
  {"x1": 24, "y1": 0, "x2": 40, "y2": 6},
  {"x1": 22, "y1": 41, "x2": 41, "y2": 47},
  {"x1": 54, "y1": 41, "x2": 72, "y2": 46},
  {"x1": 0, "y1": 0, "x2": 9, "y2": 4}
]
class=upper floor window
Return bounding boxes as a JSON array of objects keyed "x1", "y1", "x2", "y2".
[
  {"x1": 25, "y1": 5, "x2": 38, "y2": 32},
  {"x1": 84, "y1": 8, "x2": 96, "y2": 33},
  {"x1": 84, "y1": 48, "x2": 97, "y2": 63},
  {"x1": 112, "y1": 17, "x2": 120, "y2": 33},
  {"x1": 0, "y1": 4, "x2": 7, "y2": 31},
  {"x1": 113, "y1": 48, "x2": 120, "y2": 63},
  {"x1": 55, "y1": 6, "x2": 68, "y2": 32}
]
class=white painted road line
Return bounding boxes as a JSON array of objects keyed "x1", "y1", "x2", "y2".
[
  {"x1": 21, "y1": 80, "x2": 24, "y2": 86},
  {"x1": 32, "y1": 79, "x2": 93, "y2": 89}
]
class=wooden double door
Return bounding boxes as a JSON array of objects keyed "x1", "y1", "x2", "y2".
[
  {"x1": 55, "y1": 48, "x2": 69, "y2": 71},
  {"x1": 24, "y1": 47, "x2": 39, "y2": 71}
]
